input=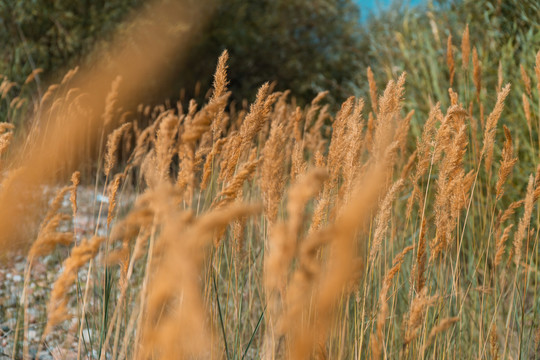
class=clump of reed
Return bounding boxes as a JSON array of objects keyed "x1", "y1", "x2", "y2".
[{"x1": 0, "y1": 10, "x2": 539, "y2": 359}]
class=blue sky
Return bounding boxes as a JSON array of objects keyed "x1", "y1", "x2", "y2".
[{"x1": 355, "y1": 0, "x2": 424, "y2": 21}]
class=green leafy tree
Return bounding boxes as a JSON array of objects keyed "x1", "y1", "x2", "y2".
[
  {"x1": 184, "y1": 0, "x2": 368, "y2": 105},
  {"x1": 0, "y1": 0, "x2": 144, "y2": 84},
  {"x1": 0, "y1": 0, "x2": 368, "y2": 108}
]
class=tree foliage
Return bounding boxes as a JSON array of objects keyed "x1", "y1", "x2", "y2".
[
  {"x1": 186, "y1": 0, "x2": 368, "y2": 104},
  {"x1": 0, "y1": 0, "x2": 144, "y2": 84},
  {"x1": 0, "y1": 0, "x2": 367, "y2": 107}
]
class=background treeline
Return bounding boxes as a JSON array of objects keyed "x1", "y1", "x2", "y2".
[
  {"x1": 1, "y1": 0, "x2": 539, "y2": 114},
  {"x1": 0, "y1": 0, "x2": 366, "y2": 109}
]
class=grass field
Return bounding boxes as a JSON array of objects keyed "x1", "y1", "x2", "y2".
[{"x1": 0, "y1": 1, "x2": 539, "y2": 359}]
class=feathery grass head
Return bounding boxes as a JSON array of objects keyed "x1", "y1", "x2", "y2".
[
  {"x1": 495, "y1": 125, "x2": 517, "y2": 200},
  {"x1": 44, "y1": 236, "x2": 105, "y2": 336},
  {"x1": 447, "y1": 34, "x2": 455, "y2": 86},
  {"x1": 481, "y1": 83, "x2": 511, "y2": 172},
  {"x1": 461, "y1": 24, "x2": 470, "y2": 70},
  {"x1": 104, "y1": 122, "x2": 132, "y2": 178}
]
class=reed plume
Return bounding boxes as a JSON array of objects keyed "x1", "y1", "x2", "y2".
[
  {"x1": 371, "y1": 245, "x2": 414, "y2": 360},
  {"x1": 495, "y1": 125, "x2": 517, "y2": 200},
  {"x1": 141, "y1": 202, "x2": 260, "y2": 359},
  {"x1": 461, "y1": 24, "x2": 470, "y2": 70},
  {"x1": 512, "y1": 174, "x2": 534, "y2": 266},
  {"x1": 494, "y1": 224, "x2": 513, "y2": 268},
  {"x1": 261, "y1": 121, "x2": 288, "y2": 224},
  {"x1": 447, "y1": 34, "x2": 455, "y2": 86},
  {"x1": 70, "y1": 171, "x2": 80, "y2": 217},
  {"x1": 404, "y1": 288, "x2": 439, "y2": 345},
  {"x1": 104, "y1": 122, "x2": 132, "y2": 177},
  {"x1": 472, "y1": 47, "x2": 481, "y2": 100},
  {"x1": 210, "y1": 50, "x2": 229, "y2": 140},
  {"x1": 416, "y1": 218, "x2": 427, "y2": 292},
  {"x1": 481, "y1": 84, "x2": 510, "y2": 172},
  {"x1": 103, "y1": 76, "x2": 122, "y2": 127},
  {"x1": 534, "y1": 50, "x2": 540, "y2": 94},
  {"x1": 522, "y1": 93, "x2": 531, "y2": 132},
  {"x1": 422, "y1": 316, "x2": 459, "y2": 351},
  {"x1": 520, "y1": 64, "x2": 532, "y2": 97},
  {"x1": 44, "y1": 236, "x2": 105, "y2": 336},
  {"x1": 369, "y1": 179, "x2": 404, "y2": 264}
]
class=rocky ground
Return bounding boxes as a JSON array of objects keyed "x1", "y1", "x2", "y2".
[{"x1": 0, "y1": 186, "x2": 131, "y2": 360}]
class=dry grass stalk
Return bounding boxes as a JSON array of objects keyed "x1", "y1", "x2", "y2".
[
  {"x1": 326, "y1": 96, "x2": 354, "y2": 188},
  {"x1": 107, "y1": 174, "x2": 123, "y2": 229},
  {"x1": 431, "y1": 109, "x2": 469, "y2": 260},
  {"x1": 155, "y1": 111, "x2": 179, "y2": 182},
  {"x1": 461, "y1": 24, "x2": 470, "y2": 70},
  {"x1": 39, "y1": 84, "x2": 59, "y2": 107},
  {"x1": 70, "y1": 171, "x2": 80, "y2": 217},
  {"x1": 481, "y1": 84, "x2": 511, "y2": 172},
  {"x1": 367, "y1": 67, "x2": 378, "y2": 114},
  {"x1": 422, "y1": 316, "x2": 459, "y2": 351},
  {"x1": 416, "y1": 218, "x2": 427, "y2": 292},
  {"x1": 472, "y1": 47, "x2": 481, "y2": 100},
  {"x1": 305, "y1": 91, "x2": 328, "y2": 132},
  {"x1": 220, "y1": 83, "x2": 275, "y2": 182},
  {"x1": 371, "y1": 245, "x2": 414, "y2": 360},
  {"x1": 29, "y1": 213, "x2": 73, "y2": 260},
  {"x1": 494, "y1": 224, "x2": 513, "y2": 268},
  {"x1": 42, "y1": 186, "x2": 71, "y2": 227},
  {"x1": 210, "y1": 50, "x2": 229, "y2": 140},
  {"x1": 522, "y1": 93, "x2": 531, "y2": 132},
  {"x1": 104, "y1": 122, "x2": 132, "y2": 178},
  {"x1": 290, "y1": 141, "x2": 306, "y2": 182},
  {"x1": 263, "y1": 169, "x2": 328, "y2": 358},
  {"x1": 103, "y1": 76, "x2": 122, "y2": 127},
  {"x1": 369, "y1": 179, "x2": 404, "y2": 264},
  {"x1": 6, "y1": 10, "x2": 540, "y2": 358},
  {"x1": 200, "y1": 137, "x2": 226, "y2": 190},
  {"x1": 130, "y1": 121, "x2": 155, "y2": 167},
  {"x1": 512, "y1": 175, "x2": 534, "y2": 266},
  {"x1": 261, "y1": 121, "x2": 288, "y2": 224},
  {"x1": 142, "y1": 202, "x2": 260, "y2": 359},
  {"x1": 404, "y1": 288, "x2": 439, "y2": 345},
  {"x1": 212, "y1": 148, "x2": 259, "y2": 210},
  {"x1": 0, "y1": 0, "x2": 211, "y2": 253},
  {"x1": 304, "y1": 95, "x2": 329, "y2": 155},
  {"x1": 286, "y1": 168, "x2": 328, "y2": 245},
  {"x1": 44, "y1": 236, "x2": 105, "y2": 336},
  {"x1": 395, "y1": 110, "x2": 414, "y2": 155},
  {"x1": 520, "y1": 64, "x2": 532, "y2": 97},
  {"x1": 497, "y1": 61, "x2": 503, "y2": 93},
  {"x1": 447, "y1": 34, "x2": 455, "y2": 86},
  {"x1": 289, "y1": 106, "x2": 399, "y2": 356},
  {"x1": 60, "y1": 66, "x2": 79, "y2": 85},
  {"x1": 0, "y1": 128, "x2": 14, "y2": 160},
  {"x1": 534, "y1": 326, "x2": 540, "y2": 347},
  {"x1": 490, "y1": 323, "x2": 500, "y2": 360},
  {"x1": 375, "y1": 73, "x2": 406, "y2": 155},
  {"x1": 339, "y1": 99, "x2": 365, "y2": 203},
  {"x1": 309, "y1": 188, "x2": 331, "y2": 236},
  {"x1": 495, "y1": 200, "x2": 523, "y2": 235},
  {"x1": 23, "y1": 68, "x2": 43, "y2": 85},
  {"x1": 400, "y1": 150, "x2": 417, "y2": 180},
  {"x1": 495, "y1": 125, "x2": 517, "y2": 200},
  {"x1": 365, "y1": 111, "x2": 375, "y2": 152},
  {"x1": 535, "y1": 50, "x2": 540, "y2": 94},
  {"x1": 406, "y1": 104, "x2": 442, "y2": 218},
  {"x1": 0, "y1": 80, "x2": 16, "y2": 99}
]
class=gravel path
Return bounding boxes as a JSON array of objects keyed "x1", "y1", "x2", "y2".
[{"x1": 0, "y1": 185, "x2": 131, "y2": 359}]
